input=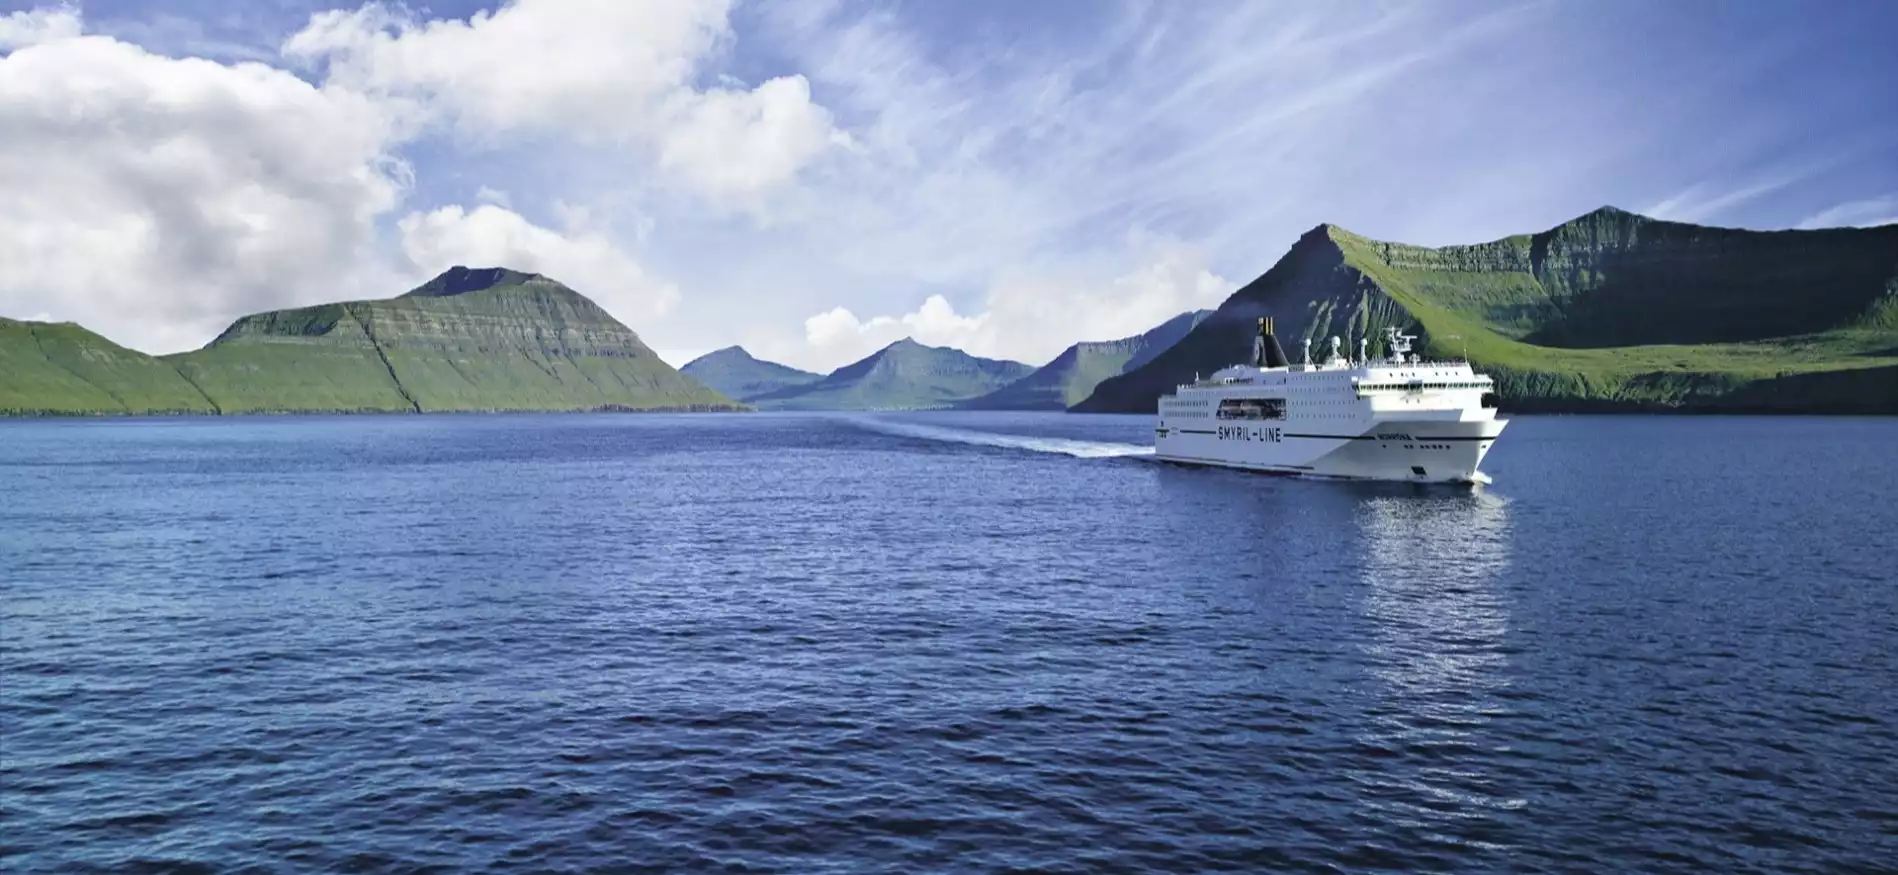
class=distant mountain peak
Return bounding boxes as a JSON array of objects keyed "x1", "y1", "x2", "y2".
[
  {"x1": 961, "y1": 308, "x2": 1212, "y2": 410},
  {"x1": 681, "y1": 345, "x2": 820, "y2": 402},
  {"x1": 744, "y1": 337, "x2": 1030, "y2": 410},
  {"x1": 403, "y1": 266, "x2": 551, "y2": 298},
  {"x1": 687, "y1": 345, "x2": 757, "y2": 364},
  {"x1": 1561, "y1": 204, "x2": 1655, "y2": 227}
]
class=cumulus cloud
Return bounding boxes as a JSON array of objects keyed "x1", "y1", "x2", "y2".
[
  {"x1": 6, "y1": 0, "x2": 1885, "y2": 369},
  {"x1": 0, "y1": 4, "x2": 80, "y2": 50},
  {"x1": 0, "y1": 9, "x2": 409, "y2": 354},
  {"x1": 398, "y1": 204, "x2": 680, "y2": 327},
  {"x1": 659, "y1": 75, "x2": 853, "y2": 203},
  {"x1": 284, "y1": 0, "x2": 846, "y2": 202},
  {"x1": 785, "y1": 237, "x2": 1233, "y2": 372},
  {"x1": 0, "y1": 3, "x2": 720, "y2": 354},
  {"x1": 801, "y1": 294, "x2": 989, "y2": 367}
]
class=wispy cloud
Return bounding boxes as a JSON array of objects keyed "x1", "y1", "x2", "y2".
[
  {"x1": 5, "y1": 0, "x2": 1893, "y2": 366},
  {"x1": 717, "y1": 0, "x2": 1556, "y2": 369},
  {"x1": 1643, "y1": 168, "x2": 1819, "y2": 225},
  {"x1": 1796, "y1": 195, "x2": 1898, "y2": 230}
]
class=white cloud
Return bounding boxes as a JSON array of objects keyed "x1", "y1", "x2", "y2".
[
  {"x1": 285, "y1": 0, "x2": 846, "y2": 202},
  {"x1": 659, "y1": 75, "x2": 852, "y2": 204},
  {"x1": 782, "y1": 236, "x2": 1233, "y2": 372},
  {"x1": 285, "y1": 0, "x2": 724, "y2": 137},
  {"x1": 1796, "y1": 195, "x2": 1898, "y2": 230},
  {"x1": 4, "y1": 0, "x2": 1884, "y2": 370},
  {"x1": 1642, "y1": 152, "x2": 1861, "y2": 226},
  {"x1": 397, "y1": 204, "x2": 679, "y2": 328},
  {"x1": 0, "y1": 4, "x2": 80, "y2": 50},
  {"x1": 801, "y1": 294, "x2": 988, "y2": 368},
  {"x1": 0, "y1": 9, "x2": 410, "y2": 354},
  {"x1": 475, "y1": 185, "x2": 511, "y2": 207},
  {"x1": 655, "y1": 1, "x2": 1556, "y2": 370},
  {"x1": 0, "y1": 2, "x2": 714, "y2": 355}
]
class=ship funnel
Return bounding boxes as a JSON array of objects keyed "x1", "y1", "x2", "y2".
[{"x1": 1255, "y1": 317, "x2": 1290, "y2": 368}]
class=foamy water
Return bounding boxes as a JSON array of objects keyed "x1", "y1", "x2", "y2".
[{"x1": 846, "y1": 416, "x2": 1156, "y2": 459}]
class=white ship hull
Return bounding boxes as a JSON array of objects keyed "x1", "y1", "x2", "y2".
[
  {"x1": 1153, "y1": 322, "x2": 1509, "y2": 485},
  {"x1": 1155, "y1": 417, "x2": 1506, "y2": 484}
]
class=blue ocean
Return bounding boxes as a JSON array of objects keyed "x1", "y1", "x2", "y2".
[{"x1": 2, "y1": 412, "x2": 1894, "y2": 873}]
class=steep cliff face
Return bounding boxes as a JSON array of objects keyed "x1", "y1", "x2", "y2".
[
  {"x1": 1524, "y1": 208, "x2": 1897, "y2": 346},
  {"x1": 681, "y1": 346, "x2": 821, "y2": 402},
  {"x1": 1079, "y1": 209, "x2": 1898, "y2": 414},
  {"x1": 0, "y1": 318, "x2": 217, "y2": 415},
  {"x1": 164, "y1": 267, "x2": 739, "y2": 413},
  {"x1": 961, "y1": 309, "x2": 1211, "y2": 410},
  {"x1": 751, "y1": 338, "x2": 1033, "y2": 410}
]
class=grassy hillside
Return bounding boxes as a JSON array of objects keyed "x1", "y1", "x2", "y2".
[
  {"x1": 1078, "y1": 208, "x2": 1898, "y2": 413},
  {"x1": 167, "y1": 304, "x2": 421, "y2": 413},
  {"x1": 681, "y1": 346, "x2": 822, "y2": 401},
  {"x1": 962, "y1": 310, "x2": 1210, "y2": 410},
  {"x1": 166, "y1": 268, "x2": 739, "y2": 413},
  {"x1": 0, "y1": 318, "x2": 216, "y2": 415},
  {"x1": 752, "y1": 338, "x2": 1033, "y2": 410},
  {"x1": 4, "y1": 267, "x2": 741, "y2": 416}
]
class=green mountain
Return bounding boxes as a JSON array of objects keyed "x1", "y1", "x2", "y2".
[
  {"x1": 1077, "y1": 207, "x2": 1898, "y2": 414},
  {"x1": 1, "y1": 318, "x2": 217, "y2": 415},
  {"x1": 3, "y1": 267, "x2": 740, "y2": 415},
  {"x1": 681, "y1": 346, "x2": 822, "y2": 401},
  {"x1": 960, "y1": 309, "x2": 1212, "y2": 410},
  {"x1": 750, "y1": 338, "x2": 1034, "y2": 410}
]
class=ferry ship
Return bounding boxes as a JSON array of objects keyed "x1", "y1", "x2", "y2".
[{"x1": 1154, "y1": 318, "x2": 1507, "y2": 484}]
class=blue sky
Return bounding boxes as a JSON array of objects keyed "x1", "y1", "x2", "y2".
[{"x1": 2, "y1": 0, "x2": 1894, "y2": 370}]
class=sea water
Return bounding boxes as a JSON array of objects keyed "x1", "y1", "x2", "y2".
[{"x1": 2, "y1": 412, "x2": 1894, "y2": 873}]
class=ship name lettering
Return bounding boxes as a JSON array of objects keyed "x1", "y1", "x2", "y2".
[{"x1": 1217, "y1": 426, "x2": 1282, "y2": 442}]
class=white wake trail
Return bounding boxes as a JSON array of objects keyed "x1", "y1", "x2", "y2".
[{"x1": 849, "y1": 417, "x2": 1155, "y2": 459}]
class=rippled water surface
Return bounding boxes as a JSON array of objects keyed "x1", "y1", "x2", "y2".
[{"x1": 3, "y1": 412, "x2": 1896, "y2": 873}]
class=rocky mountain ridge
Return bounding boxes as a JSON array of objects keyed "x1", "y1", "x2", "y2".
[
  {"x1": 1078, "y1": 207, "x2": 1898, "y2": 414},
  {"x1": 3, "y1": 267, "x2": 738, "y2": 415},
  {"x1": 748, "y1": 338, "x2": 1034, "y2": 410}
]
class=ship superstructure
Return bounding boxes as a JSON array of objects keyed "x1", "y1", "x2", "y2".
[{"x1": 1154, "y1": 319, "x2": 1507, "y2": 484}]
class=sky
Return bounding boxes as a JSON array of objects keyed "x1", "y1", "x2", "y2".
[{"x1": 2, "y1": 0, "x2": 1895, "y2": 372}]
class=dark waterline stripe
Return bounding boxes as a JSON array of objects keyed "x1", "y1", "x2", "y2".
[
  {"x1": 1155, "y1": 453, "x2": 1315, "y2": 471},
  {"x1": 1284, "y1": 433, "x2": 1491, "y2": 442}
]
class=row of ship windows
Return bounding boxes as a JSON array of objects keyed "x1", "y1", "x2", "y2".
[
  {"x1": 1164, "y1": 398, "x2": 1363, "y2": 415},
  {"x1": 1360, "y1": 382, "x2": 1486, "y2": 391}
]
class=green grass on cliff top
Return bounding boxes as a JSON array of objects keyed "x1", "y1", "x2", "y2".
[{"x1": 1329, "y1": 230, "x2": 1898, "y2": 404}]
